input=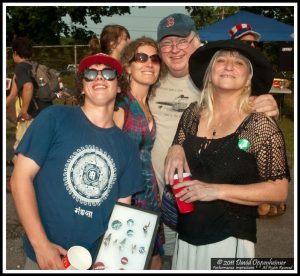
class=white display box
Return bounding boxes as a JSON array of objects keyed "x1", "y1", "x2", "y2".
[{"x1": 93, "y1": 202, "x2": 160, "y2": 270}]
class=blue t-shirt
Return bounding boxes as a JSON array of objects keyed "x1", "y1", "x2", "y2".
[
  {"x1": 16, "y1": 105, "x2": 143, "y2": 261},
  {"x1": 15, "y1": 62, "x2": 52, "y2": 117},
  {"x1": 15, "y1": 62, "x2": 39, "y2": 117}
]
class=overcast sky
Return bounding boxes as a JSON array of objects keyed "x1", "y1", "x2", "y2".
[{"x1": 67, "y1": 5, "x2": 189, "y2": 40}]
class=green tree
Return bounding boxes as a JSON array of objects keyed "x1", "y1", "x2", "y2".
[
  {"x1": 186, "y1": 6, "x2": 294, "y2": 28},
  {"x1": 242, "y1": 6, "x2": 294, "y2": 25},
  {"x1": 6, "y1": 7, "x2": 66, "y2": 45},
  {"x1": 186, "y1": 6, "x2": 239, "y2": 28},
  {"x1": 6, "y1": 6, "x2": 141, "y2": 45}
]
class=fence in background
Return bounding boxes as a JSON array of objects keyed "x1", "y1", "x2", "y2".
[
  {"x1": 6, "y1": 45, "x2": 90, "y2": 96},
  {"x1": 6, "y1": 45, "x2": 88, "y2": 77}
]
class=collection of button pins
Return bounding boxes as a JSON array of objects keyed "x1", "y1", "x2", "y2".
[{"x1": 98, "y1": 218, "x2": 151, "y2": 268}]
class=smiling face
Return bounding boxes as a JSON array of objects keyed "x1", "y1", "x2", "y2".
[
  {"x1": 83, "y1": 64, "x2": 120, "y2": 107},
  {"x1": 211, "y1": 51, "x2": 252, "y2": 93},
  {"x1": 159, "y1": 31, "x2": 200, "y2": 78},
  {"x1": 127, "y1": 45, "x2": 161, "y2": 87}
]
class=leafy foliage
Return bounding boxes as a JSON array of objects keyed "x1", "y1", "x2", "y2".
[
  {"x1": 186, "y1": 6, "x2": 239, "y2": 28},
  {"x1": 242, "y1": 6, "x2": 294, "y2": 25},
  {"x1": 186, "y1": 6, "x2": 294, "y2": 29},
  {"x1": 6, "y1": 6, "x2": 135, "y2": 46},
  {"x1": 6, "y1": 7, "x2": 66, "y2": 45}
]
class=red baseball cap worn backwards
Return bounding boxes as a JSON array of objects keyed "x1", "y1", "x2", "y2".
[{"x1": 78, "y1": 53, "x2": 123, "y2": 74}]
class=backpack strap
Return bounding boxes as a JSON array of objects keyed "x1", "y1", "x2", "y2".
[
  {"x1": 34, "y1": 63, "x2": 39, "y2": 77},
  {"x1": 30, "y1": 61, "x2": 39, "y2": 78}
]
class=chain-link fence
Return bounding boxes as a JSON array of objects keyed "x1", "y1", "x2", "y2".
[
  {"x1": 6, "y1": 44, "x2": 89, "y2": 73},
  {"x1": 6, "y1": 45, "x2": 89, "y2": 94}
]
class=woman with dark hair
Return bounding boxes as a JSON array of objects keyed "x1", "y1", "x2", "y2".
[
  {"x1": 100, "y1": 24, "x2": 130, "y2": 60},
  {"x1": 88, "y1": 37, "x2": 100, "y2": 54},
  {"x1": 114, "y1": 37, "x2": 164, "y2": 269}
]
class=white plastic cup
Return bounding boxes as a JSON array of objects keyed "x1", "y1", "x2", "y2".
[{"x1": 62, "y1": 246, "x2": 92, "y2": 270}]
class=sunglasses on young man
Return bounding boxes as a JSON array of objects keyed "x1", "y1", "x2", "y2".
[
  {"x1": 83, "y1": 68, "x2": 117, "y2": 81},
  {"x1": 130, "y1": 53, "x2": 161, "y2": 64},
  {"x1": 240, "y1": 40, "x2": 259, "y2": 48}
]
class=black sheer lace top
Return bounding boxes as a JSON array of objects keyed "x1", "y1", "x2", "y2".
[{"x1": 172, "y1": 102, "x2": 290, "y2": 245}]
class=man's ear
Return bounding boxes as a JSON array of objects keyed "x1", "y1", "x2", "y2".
[{"x1": 117, "y1": 86, "x2": 121, "y2": 93}]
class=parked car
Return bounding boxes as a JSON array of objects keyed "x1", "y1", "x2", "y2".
[
  {"x1": 67, "y1": 64, "x2": 78, "y2": 72},
  {"x1": 59, "y1": 64, "x2": 78, "y2": 75}
]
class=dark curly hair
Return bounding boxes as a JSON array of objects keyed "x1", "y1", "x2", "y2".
[
  {"x1": 12, "y1": 37, "x2": 32, "y2": 59},
  {"x1": 75, "y1": 69, "x2": 126, "y2": 111},
  {"x1": 117, "y1": 36, "x2": 163, "y2": 103}
]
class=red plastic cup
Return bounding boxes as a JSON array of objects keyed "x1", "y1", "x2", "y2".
[
  {"x1": 62, "y1": 246, "x2": 92, "y2": 270},
  {"x1": 172, "y1": 172, "x2": 194, "y2": 213}
]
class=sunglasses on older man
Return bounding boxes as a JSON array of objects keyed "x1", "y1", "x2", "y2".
[
  {"x1": 83, "y1": 68, "x2": 117, "y2": 81},
  {"x1": 130, "y1": 53, "x2": 161, "y2": 64}
]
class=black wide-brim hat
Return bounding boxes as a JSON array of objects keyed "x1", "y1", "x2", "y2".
[{"x1": 189, "y1": 40, "x2": 274, "y2": 96}]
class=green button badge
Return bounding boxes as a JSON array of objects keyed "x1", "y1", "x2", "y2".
[{"x1": 238, "y1": 138, "x2": 250, "y2": 150}]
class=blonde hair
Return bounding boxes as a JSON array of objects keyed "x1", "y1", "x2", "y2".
[{"x1": 198, "y1": 50, "x2": 253, "y2": 127}]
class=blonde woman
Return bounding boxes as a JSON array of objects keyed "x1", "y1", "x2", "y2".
[{"x1": 164, "y1": 40, "x2": 290, "y2": 270}]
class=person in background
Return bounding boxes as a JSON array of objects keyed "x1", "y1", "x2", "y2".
[
  {"x1": 230, "y1": 23, "x2": 287, "y2": 218},
  {"x1": 6, "y1": 37, "x2": 53, "y2": 165},
  {"x1": 114, "y1": 37, "x2": 164, "y2": 270},
  {"x1": 6, "y1": 37, "x2": 54, "y2": 193},
  {"x1": 10, "y1": 53, "x2": 143, "y2": 270},
  {"x1": 229, "y1": 23, "x2": 262, "y2": 48},
  {"x1": 88, "y1": 37, "x2": 101, "y2": 54},
  {"x1": 164, "y1": 39, "x2": 290, "y2": 270},
  {"x1": 99, "y1": 24, "x2": 131, "y2": 60},
  {"x1": 148, "y1": 13, "x2": 280, "y2": 259}
]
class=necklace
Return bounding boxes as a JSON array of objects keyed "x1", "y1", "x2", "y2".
[
  {"x1": 210, "y1": 109, "x2": 240, "y2": 137},
  {"x1": 211, "y1": 121, "x2": 223, "y2": 137}
]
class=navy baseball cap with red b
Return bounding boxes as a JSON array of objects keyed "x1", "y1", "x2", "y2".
[{"x1": 157, "y1": 13, "x2": 196, "y2": 42}]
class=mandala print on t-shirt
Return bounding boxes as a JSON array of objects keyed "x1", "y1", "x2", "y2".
[{"x1": 63, "y1": 145, "x2": 117, "y2": 206}]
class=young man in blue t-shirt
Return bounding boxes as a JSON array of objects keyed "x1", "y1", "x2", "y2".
[
  {"x1": 6, "y1": 38, "x2": 53, "y2": 165},
  {"x1": 10, "y1": 53, "x2": 143, "y2": 270}
]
